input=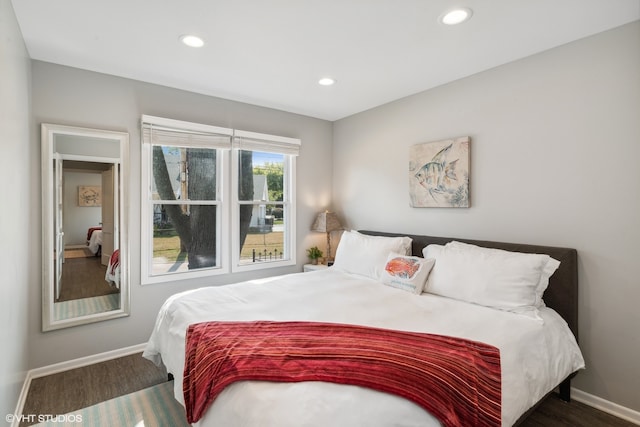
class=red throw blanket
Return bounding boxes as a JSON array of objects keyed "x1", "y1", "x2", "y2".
[
  {"x1": 108, "y1": 249, "x2": 119, "y2": 275},
  {"x1": 183, "y1": 321, "x2": 501, "y2": 426}
]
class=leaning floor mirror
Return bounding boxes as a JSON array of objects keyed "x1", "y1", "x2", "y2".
[{"x1": 41, "y1": 123, "x2": 129, "y2": 331}]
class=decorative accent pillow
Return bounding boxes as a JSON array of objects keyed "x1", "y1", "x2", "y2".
[
  {"x1": 332, "y1": 231, "x2": 413, "y2": 281},
  {"x1": 380, "y1": 253, "x2": 435, "y2": 294},
  {"x1": 422, "y1": 242, "x2": 560, "y2": 320}
]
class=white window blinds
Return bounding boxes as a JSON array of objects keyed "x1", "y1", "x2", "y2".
[
  {"x1": 141, "y1": 115, "x2": 233, "y2": 148},
  {"x1": 233, "y1": 129, "x2": 301, "y2": 156},
  {"x1": 141, "y1": 116, "x2": 301, "y2": 154}
]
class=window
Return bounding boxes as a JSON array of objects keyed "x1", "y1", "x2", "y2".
[
  {"x1": 232, "y1": 130, "x2": 299, "y2": 272},
  {"x1": 141, "y1": 116, "x2": 299, "y2": 284}
]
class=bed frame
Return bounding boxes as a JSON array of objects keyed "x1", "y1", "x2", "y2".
[{"x1": 360, "y1": 230, "x2": 579, "y2": 407}]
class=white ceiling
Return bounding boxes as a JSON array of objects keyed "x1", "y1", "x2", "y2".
[{"x1": 12, "y1": 0, "x2": 640, "y2": 121}]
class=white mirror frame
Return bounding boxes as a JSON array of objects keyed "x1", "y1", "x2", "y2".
[{"x1": 41, "y1": 123, "x2": 130, "y2": 331}]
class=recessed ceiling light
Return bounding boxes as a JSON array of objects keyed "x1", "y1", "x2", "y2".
[
  {"x1": 180, "y1": 35, "x2": 204, "y2": 48},
  {"x1": 318, "y1": 77, "x2": 336, "y2": 86},
  {"x1": 440, "y1": 8, "x2": 473, "y2": 25}
]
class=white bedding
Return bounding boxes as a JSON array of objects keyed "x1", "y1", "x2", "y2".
[
  {"x1": 143, "y1": 268, "x2": 584, "y2": 427},
  {"x1": 87, "y1": 229, "x2": 102, "y2": 254}
]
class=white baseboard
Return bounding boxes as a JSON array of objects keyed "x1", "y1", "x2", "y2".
[
  {"x1": 12, "y1": 343, "x2": 147, "y2": 427},
  {"x1": 572, "y1": 387, "x2": 640, "y2": 425},
  {"x1": 27, "y1": 343, "x2": 147, "y2": 379},
  {"x1": 11, "y1": 374, "x2": 32, "y2": 427}
]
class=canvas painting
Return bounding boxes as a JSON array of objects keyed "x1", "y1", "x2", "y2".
[
  {"x1": 409, "y1": 137, "x2": 470, "y2": 208},
  {"x1": 78, "y1": 185, "x2": 102, "y2": 207}
]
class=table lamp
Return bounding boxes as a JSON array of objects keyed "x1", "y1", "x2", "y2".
[{"x1": 311, "y1": 211, "x2": 343, "y2": 265}]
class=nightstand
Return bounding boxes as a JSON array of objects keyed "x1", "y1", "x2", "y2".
[{"x1": 303, "y1": 263, "x2": 329, "y2": 272}]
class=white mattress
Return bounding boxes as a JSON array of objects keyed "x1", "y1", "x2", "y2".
[{"x1": 143, "y1": 268, "x2": 585, "y2": 427}]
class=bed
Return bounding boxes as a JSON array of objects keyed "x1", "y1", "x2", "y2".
[
  {"x1": 105, "y1": 249, "x2": 120, "y2": 288},
  {"x1": 87, "y1": 227, "x2": 102, "y2": 255},
  {"x1": 143, "y1": 230, "x2": 584, "y2": 427}
]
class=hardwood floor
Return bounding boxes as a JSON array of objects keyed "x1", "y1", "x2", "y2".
[
  {"x1": 20, "y1": 354, "x2": 166, "y2": 427},
  {"x1": 57, "y1": 254, "x2": 119, "y2": 302},
  {"x1": 521, "y1": 397, "x2": 636, "y2": 427},
  {"x1": 20, "y1": 353, "x2": 636, "y2": 426}
]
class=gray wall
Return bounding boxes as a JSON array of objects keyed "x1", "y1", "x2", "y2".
[
  {"x1": 29, "y1": 61, "x2": 333, "y2": 368},
  {"x1": 0, "y1": 0, "x2": 32, "y2": 418},
  {"x1": 333, "y1": 22, "x2": 640, "y2": 412}
]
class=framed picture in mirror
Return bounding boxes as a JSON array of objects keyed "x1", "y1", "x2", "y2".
[{"x1": 78, "y1": 185, "x2": 102, "y2": 207}]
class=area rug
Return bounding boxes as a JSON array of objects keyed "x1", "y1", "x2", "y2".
[
  {"x1": 34, "y1": 381, "x2": 190, "y2": 427},
  {"x1": 54, "y1": 294, "x2": 120, "y2": 321},
  {"x1": 64, "y1": 248, "x2": 93, "y2": 259}
]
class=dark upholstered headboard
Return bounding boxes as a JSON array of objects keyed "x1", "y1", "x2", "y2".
[{"x1": 359, "y1": 231, "x2": 579, "y2": 342}]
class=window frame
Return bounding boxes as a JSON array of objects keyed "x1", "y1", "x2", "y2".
[
  {"x1": 140, "y1": 116, "x2": 299, "y2": 285},
  {"x1": 140, "y1": 115, "x2": 232, "y2": 285},
  {"x1": 230, "y1": 141, "x2": 297, "y2": 272}
]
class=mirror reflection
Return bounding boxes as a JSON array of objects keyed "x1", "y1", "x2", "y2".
[
  {"x1": 54, "y1": 161, "x2": 120, "y2": 317},
  {"x1": 42, "y1": 124, "x2": 129, "y2": 331}
]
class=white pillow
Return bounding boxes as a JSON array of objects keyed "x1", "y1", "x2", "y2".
[
  {"x1": 380, "y1": 252, "x2": 435, "y2": 294},
  {"x1": 423, "y1": 242, "x2": 560, "y2": 320},
  {"x1": 445, "y1": 241, "x2": 560, "y2": 307},
  {"x1": 332, "y1": 231, "x2": 413, "y2": 280}
]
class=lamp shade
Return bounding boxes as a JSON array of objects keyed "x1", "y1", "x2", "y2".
[{"x1": 311, "y1": 211, "x2": 342, "y2": 233}]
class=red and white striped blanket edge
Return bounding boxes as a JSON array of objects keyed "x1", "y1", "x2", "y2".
[{"x1": 183, "y1": 320, "x2": 501, "y2": 426}]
